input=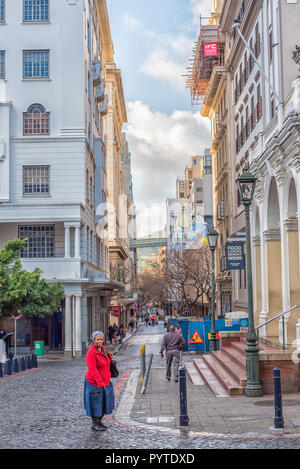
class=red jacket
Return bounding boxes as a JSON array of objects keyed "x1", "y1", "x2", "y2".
[{"x1": 85, "y1": 345, "x2": 111, "y2": 388}]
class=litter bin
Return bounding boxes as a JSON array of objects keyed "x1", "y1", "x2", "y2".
[{"x1": 34, "y1": 341, "x2": 44, "y2": 357}]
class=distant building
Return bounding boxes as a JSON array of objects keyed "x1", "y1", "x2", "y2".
[{"x1": 167, "y1": 150, "x2": 213, "y2": 252}]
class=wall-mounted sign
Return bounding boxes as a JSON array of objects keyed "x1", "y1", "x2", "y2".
[
  {"x1": 225, "y1": 242, "x2": 245, "y2": 270},
  {"x1": 110, "y1": 306, "x2": 122, "y2": 317},
  {"x1": 203, "y1": 42, "x2": 218, "y2": 57}
]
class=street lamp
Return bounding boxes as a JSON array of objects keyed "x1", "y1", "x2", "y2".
[
  {"x1": 207, "y1": 228, "x2": 219, "y2": 352},
  {"x1": 237, "y1": 164, "x2": 263, "y2": 397}
]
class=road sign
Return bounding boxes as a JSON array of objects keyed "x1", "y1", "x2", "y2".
[
  {"x1": 11, "y1": 310, "x2": 22, "y2": 320},
  {"x1": 189, "y1": 330, "x2": 204, "y2": 344}
]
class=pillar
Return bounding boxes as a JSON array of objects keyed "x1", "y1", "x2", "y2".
[
  {"x1": 75, "y1": 224, "x2": 81, "y2": 258},
  {"x1": 64, "y1": 295, "x2": 72, "y2": 359},
  {"x1": 252, "y1": 235, "x2": 262, "y2": 327},
  {"x1": 263, "y1": 229, "x2": 282, "y2": 340},
  {"x1": 64, "y1": 225, "x2": 71, "y2": 258},
  {"x1": 75, "y1": 295, "x2": 82, "y2": 358},
  {"x1": 283, "y1": 217, "x2": 300, "y2": 346}
]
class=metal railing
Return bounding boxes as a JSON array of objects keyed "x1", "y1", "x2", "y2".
[{"x1": 255, "y1": 305, "x2": 300, "y2": 350}]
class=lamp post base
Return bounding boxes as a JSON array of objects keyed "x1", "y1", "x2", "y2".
[
  {"x1": 209, "y1": 337, "x2": 218, "y2": 353},
  {"x1": 245, "y1": 342, "x2": 263, "y2": 397}
]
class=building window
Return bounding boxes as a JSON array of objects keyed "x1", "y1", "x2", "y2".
[
  {"x1": 24, "y1": 104, "x2": 50, "y2": 135},
  {"x1": 0, "y1": 0, "x2": 5, "y2": 22},
  {"x1": 0, "y1": 50, "x2": 5, "y2": 78},
  {"x1": 23, "y1": 50, "x2": 49, "y2": 78},
  {"x1": 269, "y1": 28, "x2": 273, "y2": 62},
  {"x1": 257, "y1": 84, "x2": 262, "y2": 121},
  {"x1": 23, "y1": 165, "x2": 50, "y2": 194},
  {"x1": 271, "y1": 97, "x2": 275, "y2": 119},
  {"x1": 19, "y1": 225, "x2": 55, "y2": 258},
  {"x1": 23, "y1": 0, "x2": 49, "y2": 22}
]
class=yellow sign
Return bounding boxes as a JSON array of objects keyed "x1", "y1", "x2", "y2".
[{"x1": 189, "y1": 330, "x2": 204, "y2": 344}]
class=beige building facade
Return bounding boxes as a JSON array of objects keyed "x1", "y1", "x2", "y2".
[{"x1": 190, "y1": 0, "x2": 300, "y2": 348}]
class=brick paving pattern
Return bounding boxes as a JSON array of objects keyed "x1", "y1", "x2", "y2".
[{"x1": 1, "y1": 323, "x2": 300, "y2": 449}]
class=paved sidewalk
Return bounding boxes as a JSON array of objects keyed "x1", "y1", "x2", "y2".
[
  {"x1": 36, "y1": 328, "x2": 137, "y2": 362},
  {"x1": 129, "y1": 366, "x2": 300, "y2": 437}
]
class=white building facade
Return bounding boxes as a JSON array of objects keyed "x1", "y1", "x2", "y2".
[{"x1": 0, "y1": 0, "x2": 122, "y2": 357}]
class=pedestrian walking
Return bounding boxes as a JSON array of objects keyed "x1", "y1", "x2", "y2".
[
  {"x1": 160, "y1": 325, "x2": 185, "y2": 382},
  {"x1": 175, "y1": 323, "x2": 182, "y2": 335},
  {"x1": 128, "y1": 318, "x2": 135, "y2": 333},
  {"x1": 108, "y1": 325, "x2": 114, "y2": 345},
  {"x1": 84, "y1": 331, "x2": 115, "y2": 432},
  {"x1": 145, "y1": 313, "x2": 149, "y2": 326}
]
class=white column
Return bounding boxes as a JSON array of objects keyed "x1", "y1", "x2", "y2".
[
  {"x1": 75, "y1": 225, "x2": 81, "y2": 258},
  {"x1": 64, "y1": 295, "x2": 72, "y2": 358},
  {"x1": 64, "y1": 225, "x2": 71, "y2": 258},
  {"x1": 75, "y1": 295, "x2": 82, "y2": 358}
]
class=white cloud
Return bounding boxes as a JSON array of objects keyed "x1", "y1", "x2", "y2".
[
  {"x1": 139, "y1": 35, "x2": 193, "y2": 92},
  {"x1": 126, "y1": 101, "x2": 211, "y2": 237},
  {"x1": 122, "y1": 13, "x2": 143, "y2": 30},
  {"x1": 190, "y1": 0, "x2": 214, "y2": 25}
]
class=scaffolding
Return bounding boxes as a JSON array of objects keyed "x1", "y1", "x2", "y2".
[{"x1": 186, "y1": 19, "x2": 225, "y2": 106}]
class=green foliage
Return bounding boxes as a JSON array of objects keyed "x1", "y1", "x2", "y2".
[{"x1": 0, "y1": 239, "x2": 64, "y2": 319}]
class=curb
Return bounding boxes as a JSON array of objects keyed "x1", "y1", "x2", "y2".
[{"x1": 110, "y1": 369, "x2": 300, "y2": 441}]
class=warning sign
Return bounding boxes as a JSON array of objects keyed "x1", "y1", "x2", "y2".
[{"x1": 189, "y1": 330, "x2": 204, "y2": 344}]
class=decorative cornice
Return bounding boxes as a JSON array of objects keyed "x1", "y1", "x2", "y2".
[
  {"x1": 263, "y1": 229, "x2": 281, "y2": 242},
  {"x1": 284, "y1": 217, "x2": 298, "y2": 233},
  {"x1": 252, "y1": 235, "x2": 261, "y2": 247}
]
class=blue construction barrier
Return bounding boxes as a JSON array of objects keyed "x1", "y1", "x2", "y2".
[{"x1": 172, "y1": 317, "x2": 248, "y2": 353}]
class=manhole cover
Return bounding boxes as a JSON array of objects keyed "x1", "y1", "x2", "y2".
[{"x1": 254, "y1": 400, "x2": 300, "y2": 407}]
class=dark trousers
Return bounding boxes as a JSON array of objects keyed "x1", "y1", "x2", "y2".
[{"x1": 166, "y1": 350, "x2": 180, "y2": 380}]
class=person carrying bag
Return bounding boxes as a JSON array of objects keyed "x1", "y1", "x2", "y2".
[{"x1": 84, "y1": 331, "x2": 115, "y2": 432}]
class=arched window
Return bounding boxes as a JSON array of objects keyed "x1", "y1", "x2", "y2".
[{"x1": 24, "y1": 104, "x2": 49, "y2": 135}]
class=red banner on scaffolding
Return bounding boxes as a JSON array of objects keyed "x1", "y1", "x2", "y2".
[{"x1": 203, "y1": 42, "x2": 218, "y2": 57}]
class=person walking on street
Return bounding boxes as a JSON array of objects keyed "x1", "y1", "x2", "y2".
[
  {"x1": 128, "y1": 318, "x2": 135, "y2": 334},
  {"x1": 108, "y1": 325, "x2": 114, "y2": 345},
  {"x1": 160, "y1": 325, "x2": 185, "y2": 382},
  {"x1": 84, "y1": 331, "x2": 115, "y2": 432},
  {"x1": 175, "y1": 323, "x2": 182, "y2": 335},
  {"x1": 145, "y1": 313, "x2": 149, "y2": 327}
]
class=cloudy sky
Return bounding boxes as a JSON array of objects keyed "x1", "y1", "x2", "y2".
[{"x1": 107, "y1": 0, "x2": 213, "y2": 238}]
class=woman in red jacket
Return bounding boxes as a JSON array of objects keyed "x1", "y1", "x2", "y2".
[{"x1": 84, "y1": 331, "x2": 115, "y2": 431}]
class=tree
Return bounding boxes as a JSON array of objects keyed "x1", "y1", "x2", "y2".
[
  {"x1": 164, "y1": 246, "x2": 212, "y2": 314},
  {"x1": 0, "y1": 239, "x2": 65, "y2": 319}
]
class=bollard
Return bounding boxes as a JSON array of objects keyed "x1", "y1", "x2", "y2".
[
  {"x1": 141, "y1": 354, "x2": 153, "y2": 394},
  {"x1": 4, "y1": 358, "x2": 12, "y2": 376},
  {"x1": 12, "y1": 356, "x2": 19, "y2": 373},
  {"x1": 179, "y1": 350, "x2": 183, "y2": 366},
  {"x1": 25, "y1": 354, "x2": 32, "y2": 370},
  {"x1": 179, "y1": 366, "x2": 189, "y2": 427},
  {"x1": 140, "y1": 344, "x2": 146, "y2": 382},
  {"x1": 273, "y1": 367, "x2": 284, "y2": 429},
  {"x1": 19, "y1": 355, "x2": 26, "y2": 371},
  {"x1": 31, "y1": 353, "x2": 38, "y2": 369}
]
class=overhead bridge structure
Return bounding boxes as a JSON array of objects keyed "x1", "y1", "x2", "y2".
[{"x1": 130, "y1": 238, "x2": 168, "y2": 250}]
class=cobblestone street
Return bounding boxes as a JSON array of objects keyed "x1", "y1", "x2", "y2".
[{"x1": 1, "y1": 323, "x2": 300, "y2": 450}]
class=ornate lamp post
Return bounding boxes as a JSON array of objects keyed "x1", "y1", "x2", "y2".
[
  {"x1": 207, "y1": 229, "x2": 219, "y2": 352},
  {"x1": 236, "y1": 165, "x2": 263, "y2": 397}
]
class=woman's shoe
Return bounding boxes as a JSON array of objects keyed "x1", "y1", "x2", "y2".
[
  {"x1": 98, "y1": 417, "x2": 108, "y2": 429},
  {"x1": 91, "y1": 417, "x2": 106, "y2": 431}
]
